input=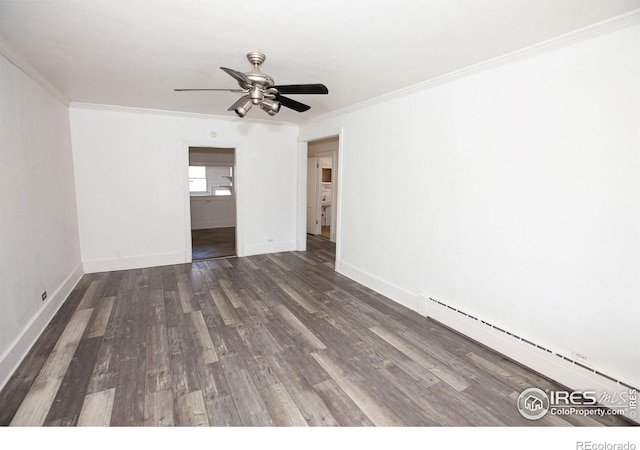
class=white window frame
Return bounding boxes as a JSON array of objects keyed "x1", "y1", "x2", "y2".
[{"x1": 188, "y1": 166, "x2": 208, "y2": 194}]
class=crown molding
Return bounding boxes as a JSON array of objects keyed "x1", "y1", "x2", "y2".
[
  {"x1": 304, "y1": 9, "x2": 640, "y2": 125},
  {"x1": 2, "y1": 7, "x2": 638, "y2": 125},
  {"x1": 69, "y1": 102, "x2": 298, "y2": 126},
  {"x1": 0, "y1": 38, "x2": 71, "y2": 106}
]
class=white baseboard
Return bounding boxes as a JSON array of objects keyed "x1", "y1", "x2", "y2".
[
  {"x1": 0, "y1": 263, "x2": 84, "y2": 392},
  {"x1": 191, "y1": 221, "x2": 236, "y2": 230},
  {"x1": 241, "y1": 240, "x2": 297, "y2": 257},
  {"x1": 335, "y1": 259, "x2": 417, "y2": 311},
  {"x1": 82, "y1": 251, "x2": 187, "y2": 273}
]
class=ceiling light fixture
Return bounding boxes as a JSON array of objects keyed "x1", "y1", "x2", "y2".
[
  {"x1": 260, "y1": 98, "x2": 281, "y2": 116},
  {"x1": 234, "y1": 98, "x2": 253, "y2": 117}
]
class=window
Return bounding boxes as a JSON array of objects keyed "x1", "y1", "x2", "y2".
[
  {"x1": 188, "y1": 166, "x2": 207, "y2": 193},
  {"x1": 211, "y1": 187, "x2": 232, "y2": 196},
  {"x1": 189, "y1": 166, "x2": 234, "y2": 196}
]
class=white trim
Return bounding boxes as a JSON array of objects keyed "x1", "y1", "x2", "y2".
[
  {"x1": 296, "y1": 127, "x2": 344, "y2": 254},
  {"x1": 334, "y1": 128, "x2": 344, "y2": 255},
  {"x1": 190, "y1": 221, "x2": 236, "y2": 229},
  {"x1": 0, "y1": 39, "x2": 70, "y2": 106},
  {"x1": 0, "y1": 263, "x2": 83, "y2": 392},
  {"x1": 304, "y1": 9, "x2": 640, "y2": 125},
  {"x1": 335, "y1": 259, "x2": 417, "y2": 311},
  {"x1": 182, "y1": 140, "x2": 241, "y2": 262},
  {"x1": 69, "y1": 102, "x2": 295, "y2": 125},
  {"x1": 183, "y1": 142, "x2": 194, "y2": 263},
  {"x1": 191, "y1": 220, "x2": 236, "y2": 229},
  {"x1": 308, "y1": 149, "x2": 337, "y2": 241},
  {"x1": 241, "y1": 240, "x2": 297, "y2": 257},
  {"x1": 296, "y1": 141, "x2": 309, "y2": 251},
  {"x1": 82, "y1": 251, "x2": 186, "y2": 273}
]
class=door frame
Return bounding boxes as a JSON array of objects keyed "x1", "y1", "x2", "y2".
[
  {"x1": 311, "y1": 151, "x2": 337, "y2": 241},
  {"x1": 296, "y1": 128, "x2": 343, "y2": 254},
  {"x1": 182, "y1": 140, "x2": 242, "y2": 262},
  {"x1": 307, "y1": 156, "x2": 322, "y2": 236}
]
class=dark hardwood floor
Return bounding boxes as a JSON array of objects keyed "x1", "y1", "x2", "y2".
[
  {"x1": 191, "y1": 227, "x2": 235, "y2": 260},
  {"x1": 0, "y1": 236, "x2": 629, "y2": 426}
]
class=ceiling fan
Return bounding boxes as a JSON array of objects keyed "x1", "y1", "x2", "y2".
[{"x1": 175, "y1": 52, "x2": 328, "y2": 118}]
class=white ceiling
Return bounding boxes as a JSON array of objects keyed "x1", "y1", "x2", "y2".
[{"x1": 1, "y1": 0, "x2": 639, "y2": 124}]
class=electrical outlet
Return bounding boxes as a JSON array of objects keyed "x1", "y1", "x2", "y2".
[{"x1": 41, "y1": 291, "x2": 47, "y2": 301}]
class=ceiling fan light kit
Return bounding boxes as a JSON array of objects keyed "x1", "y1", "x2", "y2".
[{"x1": 175, "y1": 52, "x2": 328, "y2": 118}]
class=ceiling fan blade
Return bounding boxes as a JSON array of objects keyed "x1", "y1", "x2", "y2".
[
  {"x1": 174, "y1": 88, "x2": 247, "y2": 92},
  {"x1": 227, "y1": 95, "x2": 250, "y2": 111},
  {"x1": 220, "y1": 67, "x2": 252, "y2": 87},
  {"x1": 275, "y1": 94, "x2": 311, "y2": 112},
  {"x1": 272, "y1": 84, "x2": 328, "y2": 95}
]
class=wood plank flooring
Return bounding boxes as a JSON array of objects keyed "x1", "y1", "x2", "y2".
[
  {"x1": 0, "y1": 237, "x2": 629, "y2": 426},
  {"x1": 191, "y1": 227, "x2": 235, "y2": 260}
]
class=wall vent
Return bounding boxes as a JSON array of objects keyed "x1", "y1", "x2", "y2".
[{"x1": 426, "y1": 297, "x2": 637, "y2": 391}]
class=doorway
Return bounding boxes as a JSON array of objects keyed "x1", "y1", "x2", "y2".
[
  {"x1": 307, "y1": 136, "x2": 338, "y2": 242},
  {"x1": 188, "y1": 147, "x2": 236, "y2": 260}
]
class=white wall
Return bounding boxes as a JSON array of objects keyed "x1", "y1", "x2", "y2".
[
  {"x1": 69, "y1": 106, "x2": 298, "y2": 272},
  {"x1": 190, "y1": 196, "x2": 236, "y2": 229},
  {"x1": 0, "y1": 54, "x2": 82, "y2": 389},
  {"x1": 301, "y1": 24, "x2": 639, "y2": 391}
]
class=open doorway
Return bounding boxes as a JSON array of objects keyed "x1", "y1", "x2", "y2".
[
  {"x1": 188, "y1": 147, "x2": 236, "y2": 260},
  {"x1": 307, "y1": 136, "x2": 338, "y2": 242}
]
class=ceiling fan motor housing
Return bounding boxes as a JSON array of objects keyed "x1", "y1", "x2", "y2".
[{"x1": 244, "y1": 52, "x2": 275, "y2": 89}]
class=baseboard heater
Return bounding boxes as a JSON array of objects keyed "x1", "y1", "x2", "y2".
[{"x1": 418, "y1": 293, "x2": 638, "y2": 424}]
